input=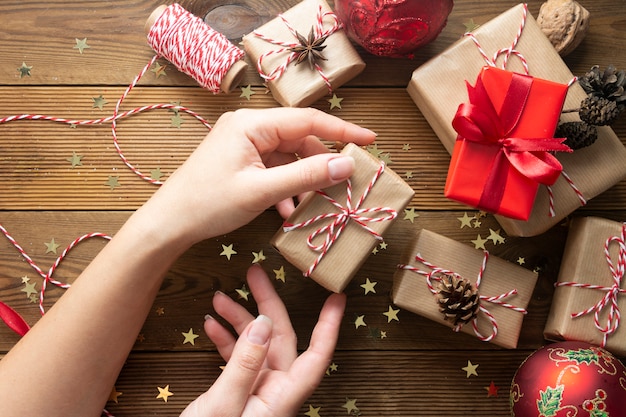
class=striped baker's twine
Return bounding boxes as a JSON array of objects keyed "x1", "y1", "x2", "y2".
[
  {"x1": 398, "y1": 251, "x2": 527, "y2": 342},
  {"x1": 555, "y1": 223, "x2": 626, "y2": 348}
]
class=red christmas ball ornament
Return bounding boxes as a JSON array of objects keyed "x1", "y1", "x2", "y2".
[
  {"x1": 334, "y1": 0, "x2": 454, "y2": 58},
  {"x1": 511, "y1": 341, "x2": 626, "y2": 417}
]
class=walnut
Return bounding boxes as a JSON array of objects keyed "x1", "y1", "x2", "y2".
[{"x1": 537, "y1": 0, "x2": 590, "y2": 57}]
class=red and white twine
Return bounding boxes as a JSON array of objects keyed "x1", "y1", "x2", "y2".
[
  {"x1": 555, "y1": 223, "x2": 626, "y2": 347},
  {"x1": 252, "y1": 4, "x2": 341, "y2": 94},
  {"x1": 464, "y1": 2, "x2": 585, "y2": 218},
  {"x1": 398, "y1": 251, "x2": 527, "y2": 342},
  {"x1": 283, "y1": 162, "x2": 396, "y2": 277}
]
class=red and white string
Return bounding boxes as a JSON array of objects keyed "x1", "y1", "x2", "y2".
[
  {"x1": 555, "y1": 223, "x2": 626, "y2": 347},
  {"x1": 283, "y1": 162, "x2": 396, "y2": 277},
  {"x1": 398, "y1": 251, "x2": 527, "y2": 342},
  {"x1": 464, "y1": 2, "x2": 586, "y2": 218},
  {"x1": 252, "y1": 4, "x2": 341, "y2": 94}
]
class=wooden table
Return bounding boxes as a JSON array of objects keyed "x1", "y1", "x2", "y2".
[{"x1": 1, "y1": 1, "x2": 625, "y2": 415}]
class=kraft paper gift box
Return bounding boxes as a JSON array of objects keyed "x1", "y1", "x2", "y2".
[
  {"x1": 444, "y1": 66, "x2": 570, "y2": 221},
  {"x1": 544, "y1": 217, "x2": 626, "y2": 356},
  {"x1": 407, "y1": 3, "x2": 626, "y2": 237},
  {"x1": 271, "y1": 143, "x2": 414, "y2": 293},
  {"x1": 242, "y1": 0, "x2": 365, "y2": 107},
  {"x1": 392, "y1": 229, "x2": 538, "y2": 348}
]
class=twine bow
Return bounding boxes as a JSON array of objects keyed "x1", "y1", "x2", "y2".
[
  {"x1": 556, "y1": 223, "x2": 626, "y2": 347},
  {"x1": 253, "y1": 4, "x2": 341, "y2": 93},
  {"x1": 398, "y1": 251, "x2": 527, "y2": 342},
  {"x1": 283, "y1": 162, "x2": 396, "y2": 277}
]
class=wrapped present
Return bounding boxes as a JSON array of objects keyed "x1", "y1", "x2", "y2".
[
  {"x1": 271, "y1": 143, "x2": 414, "y2": 293},
  {"x1": 242, "y1": 0, "x2": 365, "y2": 107},
  {"x1": 544, "y1": 217, "x2": 626, "y2": 356},
  {"x1": 407, "y1": 3, "x2": 626, "y2": 236},
  {"x1": 445, "y1": 66, "x2": 570, "y2": 220},
  {"x1": 392, "y1": 229, "x2": 538, "y2": 348}
]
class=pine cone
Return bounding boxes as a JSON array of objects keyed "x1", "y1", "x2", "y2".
[
  {"x1": 579, "y1": 65, "x2": 626, "y2": 112},
  {"x1": 435, "y1": 273, "x2": 480, "y2": 327},
  {"x1": 555, "y1": 121, "x2": 598, "y2": 150},
  {"x1": 579, "y1": 95, "x2": 620, "y2": 126}
]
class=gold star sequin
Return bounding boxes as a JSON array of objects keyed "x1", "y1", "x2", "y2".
[
  {"x1": 273, "y1": 266, "x2": 286, "y2": 282},
  {"x1": 236, "y1": 284, "x2": 251, "y2": 301},
  {"x1": 108, "y1": 386, "x2": 123, "y2": 403},
  {"x1": 220, "y1": 244, "x2": 237, "y2": 260},
  {"x1": 462, "y1": 360, "x2": 479, "y2": 378},
  {"x1": 252, "y1": 250, "x2": 266, "y2": 264},
  {"x1": 92, "y1": 95, "x2": 107, "y2": 110},
  {"x1": 18, "y1": 62, "x2": 33, "y2": 78},
  {"x1": 240, "y1": 85, "x2": 255, "y2": 100},
  {"x1": 182, "y1": 328, "x2": 199, "y2": 345},
  {"x1": 156, "y1": 385, "x2": 173, "y2": 402},
  {"x1": 150, "y1": 168, "x2": 163, "y2": 182},
  {"x1": 457, "y1": 212, "x2": 474, "y2": 228},
  {"x1": 354, "y1": 315, "x2": 366, "y2": 329},
  {"x1": 328, "y1": 93, "x2": 343, "y2": 110},
  {"x1": 44, "y1": 238, "x2": 60, "y2": 254},
  {"x1": 471, "y1": 234, "x2": 488, "y2": 250},
  {"x1": 21, "y1": 281, "x2": 37, "y2": 298},
  {"x1": 151, "y1": 62, "x2": 167, "y2": 78},
  {"x1": 74, "y1": 38, "x2": 90, "y2": 54},
  {"x1": 360, "y1": 278, "x2": 377, "y2": 295},
  {"x1": 105, "y1": 176, "x2": 120, "y2": 190},
  {"x1": 383, "y1": 305, "x2": 400, "y2": 323},
  {"x1": 404, "y1": 208, "x2": 419, "y2": 223},
  {"x1": 304, "y1": 404, "x2": 322, "y2": 417},
  {"x1": 342, "y1": 398, "x2": 359, "y2": 415},
  {"x1": 66, "y1": 151, "x2": 83, "y2": 168}
]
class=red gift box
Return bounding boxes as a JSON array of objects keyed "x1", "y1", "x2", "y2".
[{"x1": 444, "y1": 66, "x2": 571, "y2": 220}]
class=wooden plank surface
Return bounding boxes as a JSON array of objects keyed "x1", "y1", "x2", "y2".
[{"x1": 1, "y1": 0, "x2": 626, "y2": 416}]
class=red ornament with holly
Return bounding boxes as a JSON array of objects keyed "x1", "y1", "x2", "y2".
[
  {"x1": 334, "y1": 0, "x2": 454, "y2": 58},
  {"x1": 510, "y1": 341, "x2": 626, "y2": 416}
]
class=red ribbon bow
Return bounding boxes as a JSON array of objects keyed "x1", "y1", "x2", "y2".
[{"x1": 452, "y1": 72, "x2": 572, "y2": 213}]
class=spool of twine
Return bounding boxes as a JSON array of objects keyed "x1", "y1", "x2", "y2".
[{"x1": 145, "y1": 4, "x2": 248, "y2": 93}]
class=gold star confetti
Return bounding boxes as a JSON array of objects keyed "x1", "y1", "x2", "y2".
[
  {"x1": 136, "y1": 333, "x2": 146, "y2": 342},
  {"x1": 342, "y1": 398, "x2": 359, "y2": 415},
  {"x1": 473, "y1": 219, "x2": 482, "y2": 228},
  {"x1": 379, "y1": 152, "x2": 393, "y2": 165},
  {"x1": 273, "y1": 266, "x2": 286, "y2": 283},
  {"x1": 405, "y1": 171, "x2": 413, "y2": 179},
  {"x1": 18, "y1": 62, "x2": 32, "y2": 78},
  {"x1": 371, "y1": 246, "x2": 379, "y2": 255},
  {"x1": 462, "y1": 360, "x2": 479, "y2": 378},
  {"x1": 220, "y1": 244, "x2": 237, "y2": 260},
  {"x1": 108, "y1": 386, "x2": 123, "y2": 403},
  {"x1": 354, "y1": 315, "x2": 366, "y2": 329},
  {"x1": 477, "y1": 211, "x2": 488, "y2": 218},
  {"x1": 366, "y1": 144, "x2": 383, "y2": 159},
  {"x1": 151, "y1": 62, "x2": 167, "y2": 78},
  {"x1": 106, "y1": 176, "x2": 120, "y2": 190},
  {"x1": 252, "y1": 250, "x2": 266, "y2": 264},
  {"x1": 379, "y1": 242, "x2": 388, "y2": 250},
  {"x1": 182, "y1": 328, "x2": 199, "y2": 345},
  {"x1": 402, "y1": 143, "x2": 411, "y2": 151},
  {"x1": 45, "y1": 238, "x2": 60, "y2": 254},
  {"x1": 240, "y1": 85, "x2": 255, "y2": 100},
  {"x1": 328, "y1": 93, "x2": 343, "y2": 110},
  {"x1": 21, "y1": 281, "x2": 37, "y2": 298},
  {"x1": 304, "y1": 404, "x2": 322, "y2": 417},
  {"x1": 383, "y1": 305, "x2": 400, "y2": 322},
  {"x1": 471, "y1": 234, "x2": 488, "y2": 250},
  {"x1": 517, "y1": 257, "x2": 525, "y2": 265},
  {"x1": 150, "y1": 168, "x2": 163, "y2": 182},
  {"x1": 380, "y1": 330, "x2": 387, "y2": 338},
  {"x1": 156, "y1": 385, "x2": 173, "y2": 402},
  {"x1": 485, "y1": 381, "x2": 499, "y2": 397},
  {"x1": 66, "y1": 151, "x2": 83, "y2": 168},
  {"x1": 29, "y1": 294, "x2": 39, "y2": 304},
  {"x1": 360, "y1": 278, "x2": 377, "y2": 295},
  {"x1": 169, "y1": 101, "x2": 182, "y2": 114},
  {"x1": 92, "y1": 95, "x2": 107, "y2": 110},
  {"x1": 155, "y1": 307, "x2": 165, "y2": 315},
  {"x1": 21, "y1": 276, "x2": 30, "y2": 284},
  {"x1": 326, "y1": 362, "x2": 338, "y2": 375},
  {"x1": 457, "y1": 212, "x2": 474, "y2": 228},
  {"x1": 171, "y1": 113, "x2": 184, "y2": 128},
  {"x1": 236, "y1": 284, "x2": 251, "y2": 301},
  {"x1": 403, "y1": 208, "x2": 419, "y2": 223},
  {"x1": 487, "y1": 228, "x2": 506, "y2": 245},
  {"x1": 74, "y1": 38, "x2": 90, "y2": 54},
  {"x1": 464, "y1": 19, "x2": 481, "y2": 33}
]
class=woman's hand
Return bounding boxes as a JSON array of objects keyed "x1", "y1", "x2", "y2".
[
  {"x1": 140, "y1": 107, "x2": 376, "y2": 249},
  {"x1": 180, "y1": 265, "x2": 346, "y2": 417}
]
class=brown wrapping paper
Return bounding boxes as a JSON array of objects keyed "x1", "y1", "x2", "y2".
[
  {"x1": 271, "y1": 143, "x2": 414, "y2": 293},
  {"x1": 242, "y1": 0, "x2": 365, "y2": 107},
  {"x1": 544, "y1": 217, "x2": 626, "y2": 356},
  {"x1": 407, "y1": 3, "x2": 626, "y2": 237},
  {"x1": 392, "y1": 229, "x2": 538, "y2": 348}
]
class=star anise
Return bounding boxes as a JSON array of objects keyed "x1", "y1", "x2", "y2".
[{"x1": 289, "y1": 27, "x2": 328, "y2": 70}]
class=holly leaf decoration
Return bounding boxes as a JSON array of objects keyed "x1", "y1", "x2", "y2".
[
  {"x1": 563, "y1": 348, "x2": 599, "y2": 365},
  {"x1": 537, "y1": 385, "x2": 564, "y2": 417}
]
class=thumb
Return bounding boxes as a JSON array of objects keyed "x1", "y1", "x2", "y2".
[
  {"x1": 181, "y1": 315, "x2": 272, "y2": 417},
  {"x1": 256, "y1": 154, "x2": 355, "y2": 207}
]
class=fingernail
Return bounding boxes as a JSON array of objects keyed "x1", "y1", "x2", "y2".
[
  {"x1": 328, "y1": 156, "x2": 354, "y2": 181},
  {"x1": 204, "y1": 314, "x2": 214, "y2": 321},
  {"x1": 247, "y1": 315, "x2": 272, "y2": 346}
]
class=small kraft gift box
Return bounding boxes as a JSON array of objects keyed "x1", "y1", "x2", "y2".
[
  {"x1": 407, "y1": 3, "x2": 626, "y2": 237},
  {"x1": 544, "y1": 217, "x2": 626, "y2": 356},
  {"x1": 242, "y1": 0, "x2": 366, "y2": 107},
  {"x1": 392, "y1": 229, "x2": 538, "y2": 348},
  {"x1": 271, "y1": 143, "x2": 414, "y2": 293}
]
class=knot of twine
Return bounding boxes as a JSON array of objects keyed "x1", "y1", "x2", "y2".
[
  {"x1": 555, "y1": 223, "x2": 626, "y2": 347},
  {"x1": 283, "y1": 162, "x2": 396, "y2": 277},
  {"x1": 147, "y1": 3, "x2": 245, "y2": 94},
  {"x1": 253, "y1": 4, "x2": 341, "y2": 93},
  {"x1": 463, "y1": 2, "x2": 585, "y2": 218},
  {"x1": 398, "y1": 251, "x2": 527, "y2": 342}
]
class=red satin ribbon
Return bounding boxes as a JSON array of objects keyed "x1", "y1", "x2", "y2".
[{"x1": 452, "y1": 72, "x2": 571, "y2": 213}]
